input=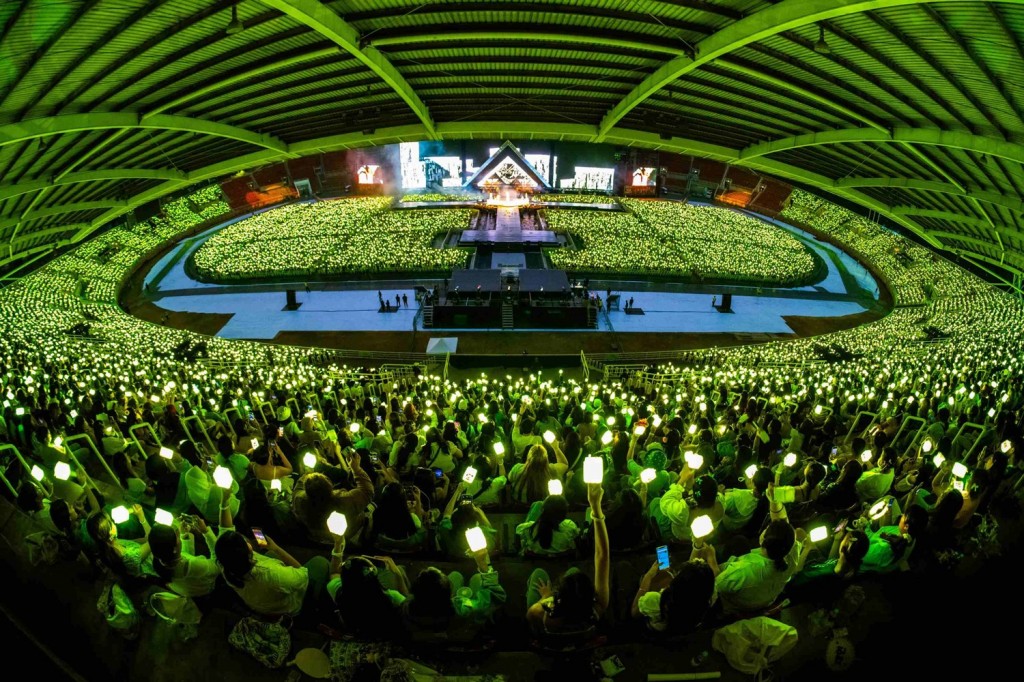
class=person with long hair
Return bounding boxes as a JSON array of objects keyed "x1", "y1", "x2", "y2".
[
  {"x1": 460, "y1": 452, "x2": 507, "y2": 507},
  {"x1": 508, "y1": 443, "x2": 568, "y2": 505},
  {"x1": 632, "y1": 555, "x2": 716, "y2": 634},
  {"x1": 214, "y1": 494, "x2": 329, "y2": 617},
  {"x1": 401, "y1": 543, "x2": 505, "y2": 643},
  {"x1": 85, "y1": 505, "x2": 152, "y2": 580},
  {"x1": 516, "y1": 494, "x2": 579, "y2": 556},
  {"x1": 603, "y1": 487, "x2": 648, "y2": 549},
  {"x1": 367, "y1": 481, "x2": 426, "y2": 546},
  {"x1": 148, "y1": 488, "x2": 233, "y2": 597},
  {"x1": 388, "y1": 432, "x2": 421, "y2": 474},
  {"x1": 327, "y1": 533, "x2": 408, "y2": 640},
  {"x1": 526, "y1": 483, "x2": 610, "y2": 635},
  {"x1": 292, "y1": 452, "x2": 374, "y2": 544},
  {"x1": 417, "y1": 426, "x2": 462, "y2": 474}
]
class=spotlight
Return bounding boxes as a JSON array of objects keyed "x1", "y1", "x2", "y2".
[
  {"x1": 813, "y1": 25, "x2": 831, "y2": 55},
  {"x1": 225, "y1": 3, "x2": 244, "y2": 35}
]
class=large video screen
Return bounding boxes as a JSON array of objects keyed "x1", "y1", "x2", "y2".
[{"x1": 398, "y1": 140, "x2": 619, "y2": 191}]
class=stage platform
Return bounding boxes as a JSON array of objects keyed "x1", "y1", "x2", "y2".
[
  {"x1": 459, "y1": 230, "x2": 560, "y2": 245},
  {"x1": 449, "y1": 269, "x2": 571, "y2": 294}
]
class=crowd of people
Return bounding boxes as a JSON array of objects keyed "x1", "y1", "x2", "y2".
[
  {"x1": 0, "y1": 180, "x2": 1022, "y2": 675},
  {"x1": 41, "y1": 185, "x2": 229, "y2": 305},
  {"x1": 547, "y1": 199, "x2": 818, "y2": 285},
  {"x1": 191, "y1": 198, "x2": 470, "y2": 281},
  {"x1": 780, "y1": 188, "x2": 967, "y2": 306}
]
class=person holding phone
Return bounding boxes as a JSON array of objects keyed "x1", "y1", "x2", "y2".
[
  {"x1": 292, "y1": 451, "x2": 374, "y2": 544},
  {"x1": 250, "y1": 425, "x2": 294, "y2": 492},
  {"x1": 631, "y1": 547, "x2": 716, "y2": 635},
  {"x1": 215, "y1": 491, "x2": 330, "y2": 618}
]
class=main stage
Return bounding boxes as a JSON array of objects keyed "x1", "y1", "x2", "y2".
[{"x1": 430, "y1": 268, "x2": 593, "y2": 329}]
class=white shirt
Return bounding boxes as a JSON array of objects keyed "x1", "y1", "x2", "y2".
[{"x1": 228, "y1": 552, "x2": 309, "y2": 616}]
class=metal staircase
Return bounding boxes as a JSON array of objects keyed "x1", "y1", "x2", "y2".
[
  {"x1": 501, "y1": 303, "x2": 514, "y2": 329},
  {"x1": 422, "y1": 305, "x2": 434, "y2": 328}
]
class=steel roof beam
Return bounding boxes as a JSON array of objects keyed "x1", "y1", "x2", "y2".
[
  {"x1": 958, "y1": 252, "x2": 1024, "y2": 287},
  {"x1": 257, "y1": 0, "x2": 436, "y2": 138},
  {"x1": 9, "y1": 224, "x2": 88, "y2": 248},
  {"x1": 0, "y1": 240, "x2": 70, "y2": 270},
  {"x1": 594, "y1": 0, "x2": 995, "y2": 141},
  {"x1": 0, "y1": 114, "x2": 287, "y2": 153},
  {"x1": 345, "y1": 3, "x2": 718, "y2": 35},
  {"x1": 739, "y1": 127, "x2": 1024, "y2": 166},
  {"x1": 0, "y1": 169, "x2": 184, "y2": 203},
  {"x1": 0, "y1": 201, "x2": 127, "y2": 231},
  {"x1": 834, "y1": 177, "x2": 1024, "y2": 214},
  {"x1": 891, "y1": 207, "x2": 1012, "y2": 233}
]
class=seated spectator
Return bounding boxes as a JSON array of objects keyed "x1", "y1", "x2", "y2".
[
  {"x1": 438, "y1": 481, "x2": 497, "y2": 559},
  {"x1": 815, "y1": 459, "x2": 864, "y2": 515},
  {"x1": 215, "y1": 524, "x2": 328, "y2": 618},
  {"x1": 653, "y1": 470, "x2": 723, "y2": 543},
  {"x1": 17, "y1": 482, "x2": 60, "y2": 534},
  {"x1": 632, "y1": 554, "x2": 716, "y2": 635},
  {"x1": 417, "y1": 426, "x2": 462, "y2": 474},
  {"x1": 460, "y1": 453, "x2": 507, "y2": 507},
  {"x1": 862, "y1": 504, "x2": 928, "y2": 573},
  {"x1": 148, "y1": 494, "x2": 230, "y2": 598},
  {"x1": 603, "y1": 487, "x2": 649, "y2": 549},
  {"x1": 720, "y1": 466, "x2": 772, "y2": 535},
  {"x1": 508, "y1": 443, "x2": 568, "y2": 505},
  {"x1": 526, "y1": 483, "x2": 609, "y2": 636},
  {"x1": 401, "y1": 545, "x2": 505, "y2": 643},
  {"x1": 86, "y1": 506, "x2": 153, "y2": 580},
  {"x1": 328, "y1": 535, "x2": 407, "y2": 641},
  {"x1": 706, "y1": 485, "x2": 807, "y2": 614},
  {"x1": 517, "y1": 494, "x2": 579, "y2": 556},
  {"x1": 789, "y1": 528, "x2": 870, "y2": 596},
  {"x1": 367, "y1": 482, "x2": 427, "y2": 548},
  {"x1": 291, "y1": 453, "x2": 373, "y2": 544},
  {"x1": 856, "y1": 447, "x2": 896, "y2": 503},
  {"x1": 249, "y1": 428, "x2": 294, "y2": 493}
]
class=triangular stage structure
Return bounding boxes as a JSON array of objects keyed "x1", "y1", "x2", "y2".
[{"x1": 465, "y1": 141, "x2": 551, "y2": 190}]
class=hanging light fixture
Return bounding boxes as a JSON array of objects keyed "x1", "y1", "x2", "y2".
[
  {"x1": 225, "y1": 3, "x2": 245, "y2": 35},
  {"x1": 813, "y1": 25, "x2": 831, "y2": 55}
]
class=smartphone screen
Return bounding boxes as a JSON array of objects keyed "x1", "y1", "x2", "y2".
[
  {"x1": 833, "y1": 518, "x2": 849, "y2": 534},
  {"x1": 656, "y1": 545, "x2": 670, "y2": 571},
  {"x1": 278, "y1": 427, "x2": 284, "y2": 437},
  {"x1": 433, "y1": 467, "x2": 443, "y2": 479},
  {"x1": 252, "y1": 527, "x2": 267, "y2": 549}
]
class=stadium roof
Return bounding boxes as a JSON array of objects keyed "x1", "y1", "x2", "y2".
[{"x1": 1, "y1": 0, "x2": 1023, "y2": 281}]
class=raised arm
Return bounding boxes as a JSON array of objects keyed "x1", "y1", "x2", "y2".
[
  {"x1": 587, "y1": 482, "x2": 610, "y2": 614},
  {"x1": 551, "y1": 439, "x2": 568, "y2": 467},
  {"x1": 219, "y1": 486, "x2": 234, "y2": 529},
  {"x1": 328, "y1": 534, "x2": 345, "y2": 580},
  {"x1": 443, "y1": 481, "x2": 466, "y2": 520}
]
